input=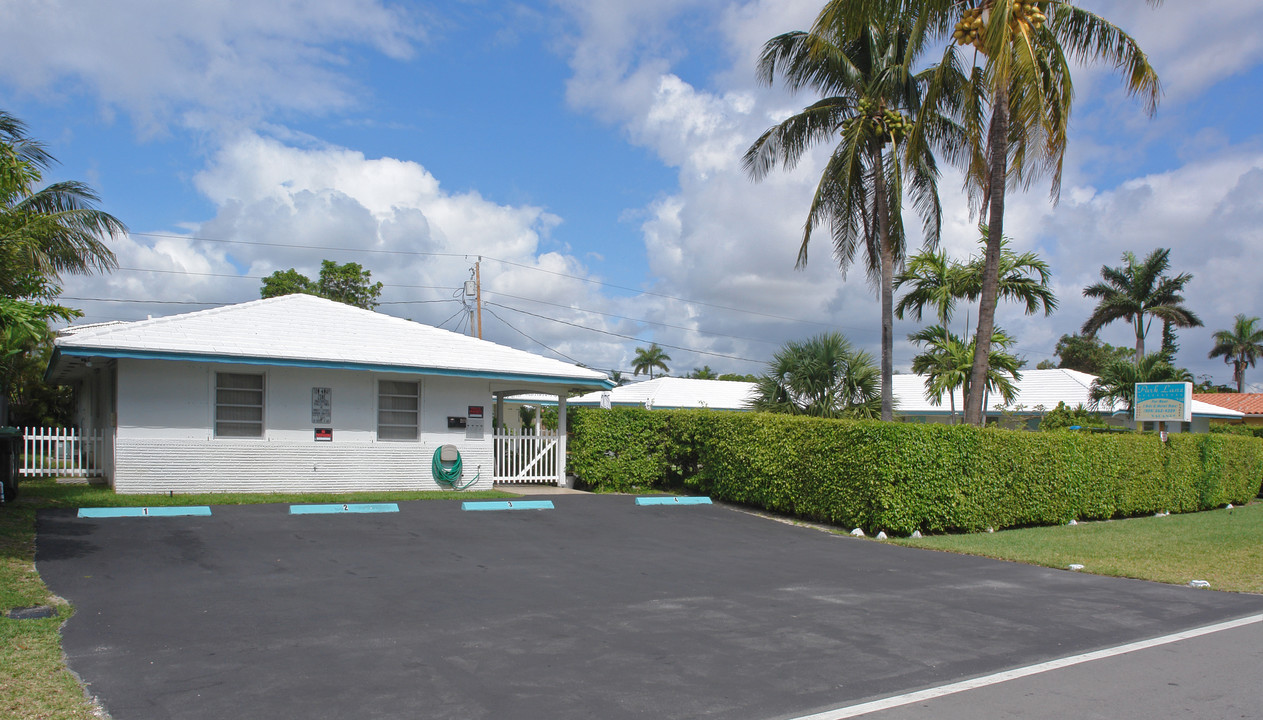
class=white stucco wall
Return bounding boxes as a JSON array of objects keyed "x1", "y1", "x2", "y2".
[{"x1": 111, "y1": 358, "x2": 494, "y2": 493}]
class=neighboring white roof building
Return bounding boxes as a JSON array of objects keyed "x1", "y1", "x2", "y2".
[
  {"x1": 569, "y1": 377, "x2": 758, "y2": 411},
  {"x1": 891, "y1": 368, "x2": 1241, "y2": 430}
]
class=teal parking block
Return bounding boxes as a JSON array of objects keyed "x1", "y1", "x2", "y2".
[
  {"x1": 289, "y1": 503, "x2": 400, "y2": 515},
  {"x1": 461, "y1": 500, "x2": 554, "y2": 511},
  {"x1": 635, "y1": 496, "x2": 712, "y2": 506},
  {"x1": 78, "y1": 506, "x2": 213, "y2": 518}
]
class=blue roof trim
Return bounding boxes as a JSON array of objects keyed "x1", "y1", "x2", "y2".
[{"x1": 54, "y1": 347, "x2": 615, "y2": 389}]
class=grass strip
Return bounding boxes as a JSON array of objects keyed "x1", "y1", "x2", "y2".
[
  {"x1": 893, "y1": 501, "x2": 1263, "y2": 593},
  {"x1": 1, "y1": 477, "x2": 515, "y2": 720}
]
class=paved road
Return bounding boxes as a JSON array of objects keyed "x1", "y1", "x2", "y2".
[{"x1": 36, "y1": 496, "x2": 1263, "y2": 720}]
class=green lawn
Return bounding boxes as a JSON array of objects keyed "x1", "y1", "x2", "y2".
[
  {"x1": 0, "y1": 477, "x2": 513, "y2": 720},
  {"x1": 894, "y1": 501, "x2": 1263, "y2": 594}
]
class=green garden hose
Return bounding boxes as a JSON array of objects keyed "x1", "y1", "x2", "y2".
[{"x1": 431, "y1": 446, "x2": 478, "y2": 490}]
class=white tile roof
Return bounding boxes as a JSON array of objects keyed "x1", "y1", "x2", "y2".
[
  {"x1": 568, "y1": 377, "x2": 758, "y2": 410},
  {"x1": 891, "y1": 368, "x2": 1242, "y2": 419},
  {"x1": 51, "y1": 294, "x2": 612, "y2": 388}
]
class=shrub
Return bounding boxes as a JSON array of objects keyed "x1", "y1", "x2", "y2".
[
  {"x1": 1038, "y1": 401, "x2": 1109, "y2": 431},
  {"x1": 570, "y1": 408, "x2": 1263, "y2": 533}
]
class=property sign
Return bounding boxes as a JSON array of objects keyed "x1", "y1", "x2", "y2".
[
  {"x1": 314, "y1": 427, "x2": 333, "y2": 442},
  {"x1": 1134, "y1": 382, "x2": 1192, "y2": 423},
  {"x1": 311, "y1": 387, "x2": 332, "y2": 424}
]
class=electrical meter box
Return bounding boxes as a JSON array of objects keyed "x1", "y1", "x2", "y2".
[{"x1": 466, "y1": 405, "x2": 485, "y2": 440}]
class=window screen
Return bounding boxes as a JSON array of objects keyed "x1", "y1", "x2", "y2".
[
  {"x1": 216, "y1": 373, "x2": 264, "y2": 437},
  {"x1": 378, "y1": 380, "x2": 419, "y2": 440}
]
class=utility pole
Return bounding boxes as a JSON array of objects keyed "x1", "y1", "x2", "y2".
[{"x1": 476, "y1": 257, "x2": 483, "y2": 339}]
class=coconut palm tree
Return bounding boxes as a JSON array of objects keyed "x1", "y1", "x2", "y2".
[
  {"x1": 815, "y1": 1, "x2": 1161, "y2": 426},
  {"x1": 1, "y1": 111, "x2": 123, "y2": 295},
  {"x1": 750, "y1": 332, "x2": 881, "y2": 419},
  {"x1": 631, "y1": 344, "x2": 671, "y2": 379},
  {"x1": 744, "y1": 21, "x2": 951, "y2": 423},
  {"x1": 1089, "y1": 354, "x2": 1188, "y2": 412},
  {"x1": 2, "y1": 110, "x2": 124, "y2": 423},
  {"x1": 1208, "y1": 314, "x2": 1263, "y2": 393},
  {"x1": 1082, "y1": 248, "x2": 1202, "y2": 364}
]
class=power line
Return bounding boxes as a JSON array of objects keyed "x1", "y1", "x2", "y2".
[
  {"x1": 482, "y1": 306, "x2": 585, "y2": 365},
  {"x1": 124, "y1": 231, "x2": 834, "y2": 328},
  {"x1": 485, "y1": 301, "x2": 764, "y2": 365},
  {"x1": 484, "y1": 289, "x2": 785, "y2": 346}
]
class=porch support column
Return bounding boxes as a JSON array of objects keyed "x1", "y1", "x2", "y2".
[
  {"x1": 556, "y1": 394, "x2": 568, "y2": 487},
  {"x1": 495, "y1": 392, "x2": 505, "y2": 433}
]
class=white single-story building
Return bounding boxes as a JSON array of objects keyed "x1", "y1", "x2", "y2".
[
  {"x1": 891, "y1": 368, "x2": 1242, "y2": 432},
  {"x1": 46, "y1": 294, "x2": 612, "y2": 493}
]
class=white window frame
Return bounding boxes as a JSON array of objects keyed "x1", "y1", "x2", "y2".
[
  {"x1": 377, "y1": 378, "x2": 421, "y2": 441},
  {"x1": 214, "y1": 371, "x2": 266, "y2": 438}
]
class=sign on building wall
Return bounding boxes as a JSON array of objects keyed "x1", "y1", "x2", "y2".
[
  {"x1": 1134, "y1": 382, "x2": 1192, "y2": 423},
  {"x1": 312, "y1": 387, "x2": 332, "y2": 424}
]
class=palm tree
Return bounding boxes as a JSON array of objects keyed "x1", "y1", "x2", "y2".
[
  {"x1": 896, "y1": 226, "x2": 1056, "y2": 327},
  {"x1": 631, "y1": 344, "x2": 671, "y2": 379},
  {"x1": 689, "y1": 366, "x2": 718, "y2": 380},
  {"x1": 909, "y1": 324, "x2": 1020, "y2": 422},
  {"x1": 750, "y1": 331, "x2": 881, "y2": 419},
  {"x1": 1208, "y1": 314, "x2": 1263, "y2": 393},
  {"x1": 1082, "y1": 249, "x2": 1202, "y2": 364},
  {"x1": 908, "y1": 324, "x2": 972, "y2": 421},
  {"x1": 2, "y1": 111, "x2": 124, "y2": 423},
  {"x1": 1089, "y1": 354, "x2": 1187, "y2": 412},
  {"x1": 609, "y1": 370, "x2": 629, "y2": 387},
  {"x1": 893, "y1": 249, "x2": 968, "y2": 326},
  {"x1": 1, "y1": 111, "x2": 123, "y2": 295},
  {"x1": 817, "y1": 1, "x2": 1160, "y2": 426},
  {"x1": 744, "y1": 21, "x2": 950, "y2": 423}
]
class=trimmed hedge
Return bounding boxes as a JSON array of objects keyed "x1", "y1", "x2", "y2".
[{"x1": 569, "y1": 408, "x2": 1263, "y2": 534}]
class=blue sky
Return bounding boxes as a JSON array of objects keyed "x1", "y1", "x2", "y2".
[{"x1": 3, "y1": 0, "x2": 1263, "y2": 388}]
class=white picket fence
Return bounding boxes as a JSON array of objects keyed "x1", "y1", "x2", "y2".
[
  {"x1": 20, "y1": 427, "x2": 106, "y2": 478},
  {"x1": 493, "y1": 428, "x2": 559, "y2": 484}
]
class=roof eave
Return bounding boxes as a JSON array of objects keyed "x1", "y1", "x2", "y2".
[{"x1": 54, "y1": 346, "x2": 614, "y2": 390}]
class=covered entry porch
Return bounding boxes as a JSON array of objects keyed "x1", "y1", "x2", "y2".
[{"x1": 490, "y1": 390, "x2": 575, "y2": 486}]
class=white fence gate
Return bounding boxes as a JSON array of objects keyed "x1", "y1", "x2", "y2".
[
  {"x1": 493, "y1": 428, "x2": 559, "y2": 484},
  {"x1": 20, "y1": 427, "x2": 105, "y2": 478}
]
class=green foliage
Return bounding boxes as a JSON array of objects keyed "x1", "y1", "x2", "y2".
[
  {"x1": 1208, "y1": 314, "x2": 1263, "y2": 393},
  {"x1": 1209, "y1": 423, "x2": 1263, "y2": 440},
  {"x1": 571, "y1": 408, "x2": 1263, "y2": 534},
  {"x1": 1044, "y1": 333, "x2": 1134, "y2": 374},
  {"x1": 631, "y1": 344, "x2": 671, "y2": 379},
  {"x1": 718, "y1": 373, "x2": 758, "y2": 382},
  {"x1": 750, "y1": 332, "x2": 880, "y2": 419},
  {"x1": 259, "y1": 259, "x2": 383, "y2": 310},
  {"x1": 1038, "y1": 402, "x2": 1108, "y2": 432},
  {"x1": 688, "y1": 366, "x2": 718, "y2": 379},
  {"x1": 1082, "y1": 248, "x2": 1202, "y2": 362},
  {"x1": 1089, "y1": 354, "x2": 1189, "y2": 411}
]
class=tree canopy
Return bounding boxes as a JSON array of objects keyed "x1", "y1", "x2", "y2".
[
  {"x1": 750, "y1": 332, "x2": 881, "y2": 419},
  {"x1": 259, "y1": 259, "x2": 384, "y2": 310},
  {"x1": 1208, "y1": 314, "x2": 1263, "y2": 393},
  {"x1": 1082, "y1": 248, "x2": 1201, "y2": 363},
  {"x1": 1, "y1": 110, "x2": 124, "y2": 423},
  {"x1": 631, "y1": 344, "x2": 671, "y2": 379}
]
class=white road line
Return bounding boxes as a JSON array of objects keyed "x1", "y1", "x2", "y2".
[{"x1": 786, "y1": 613, "x2": 1263, "y2": 720}]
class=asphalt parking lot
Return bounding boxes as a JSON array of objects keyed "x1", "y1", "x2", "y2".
[{"x1": 36, "y1": 495, "x2": 1263, "y2": 720}]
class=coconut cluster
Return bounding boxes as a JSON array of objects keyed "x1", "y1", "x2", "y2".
[
  {"x1": 952, "y1": 2, "x2": 1048, "y2": 52},
  {"x1": 851, "y1": 99, "x2": 913, "y2": 144}
]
